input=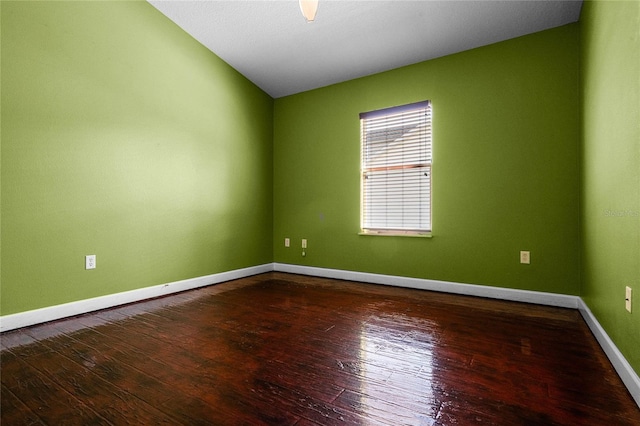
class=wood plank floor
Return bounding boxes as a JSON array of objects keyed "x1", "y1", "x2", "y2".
[{"x1": 2, "y1": 272, "x2": 639, "y2": 425}]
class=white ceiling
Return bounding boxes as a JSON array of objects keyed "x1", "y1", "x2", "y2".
[{"x1": 148, "y1": 0, "x2": 583, "y2": 98}]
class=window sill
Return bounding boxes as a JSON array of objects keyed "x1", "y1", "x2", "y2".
[{"x1": 359, "y1": 230, "x2": 433, "y2": 238}]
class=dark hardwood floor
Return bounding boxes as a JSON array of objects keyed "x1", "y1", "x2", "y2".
[{"x1": 1, "y1": 272, "x2": 639, "y2": 425}]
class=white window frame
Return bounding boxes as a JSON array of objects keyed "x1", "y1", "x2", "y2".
[{"x1": 360, "y1": 101, "x2": 432, "y2": 236}]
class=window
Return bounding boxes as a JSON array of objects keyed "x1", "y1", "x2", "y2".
[{"x1": 360, "y1": 101, "x2": 432, "y2": 235}]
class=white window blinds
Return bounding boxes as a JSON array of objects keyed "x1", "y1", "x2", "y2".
[{"x1": 360, "y1": 101, "x2": 432, "y2": 234}]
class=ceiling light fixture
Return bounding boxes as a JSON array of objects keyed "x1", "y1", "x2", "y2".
[{"x1": 299, "y1": 0, "x2": 318, "y2": 22}]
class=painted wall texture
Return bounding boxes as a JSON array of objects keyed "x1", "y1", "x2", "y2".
[
  {"x1": 274, "y1": 24, "x2": 581, "y2": 296},
  {"x1": 1, "y1": 1, "x2": 274, "y2": 315},
  {"x1": 581, "y1": 0, "x2": 640, "y2": 375}
]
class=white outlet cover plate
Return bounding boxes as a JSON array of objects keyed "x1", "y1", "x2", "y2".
[{"x1": 85, "y1": 255, "x2": 96, "y2": 270}]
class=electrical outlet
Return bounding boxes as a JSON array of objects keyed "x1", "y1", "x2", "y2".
[
  {"x1": 520, "y1": 251, "x2": 530, "y2": 264},
  {"x1": 85, "y1": 255, "x2": 96, "y2": 270},
  {"x1": 284, "y1": 238, "x2": 290, "y2": 247},
  {"x1": 626, "y1": 286, "x2": 632, "y2": 313}
]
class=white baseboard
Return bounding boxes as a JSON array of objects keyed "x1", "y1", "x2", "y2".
[
  {"x1": 0, "y1": 263, "x2": 578, "y2": 332},
  {"x1": 2, "y1": 261, "x2": 637, "y2": 408},
  {"x1": 0, "y1": 263, "x2": 274, "y2": 333},
  {"x1": 578, "y1": 299, "x2": 640, "y2": 407},
  {"x1": 274, "y1": 263, "x2": 580, "y2": 308}
]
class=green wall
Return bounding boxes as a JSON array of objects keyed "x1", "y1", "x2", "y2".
[
  {"x1": 0, "y1": 1, "x2": 274, "y2": 315},
  {"x1": 581, "y1": 0, "x2": 640, "y2": 374},
  {"x1": 274, "y1": 25, "x2": 581, "y2": 295}
]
